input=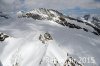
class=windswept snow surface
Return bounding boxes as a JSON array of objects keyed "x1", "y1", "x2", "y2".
[{"x1": 0, "y1": 17, "x2": 100, "y2": 66}]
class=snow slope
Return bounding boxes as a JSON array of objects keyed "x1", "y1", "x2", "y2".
[{"x1": 0, "y1": 10, "x2": 100, "y2": 66}]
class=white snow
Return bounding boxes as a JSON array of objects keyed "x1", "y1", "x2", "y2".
[{"x1": 0, "y1": 15, "x2": 100, "y2": 66}]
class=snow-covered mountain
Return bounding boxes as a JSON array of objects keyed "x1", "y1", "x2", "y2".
[
  {"x1": 0, "y1": 8, "x2": 100, "y2": 66},
  {"x1": 17, "y1": 8, "x2": 100, "y2": 36}
]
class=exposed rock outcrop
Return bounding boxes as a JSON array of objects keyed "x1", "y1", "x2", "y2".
[
  {"x1": 0, "y1": 32, "x2": 9, "y2": 41},
  {"x1": 39, "y1": 32, "x2": 53, "y2": 44}
]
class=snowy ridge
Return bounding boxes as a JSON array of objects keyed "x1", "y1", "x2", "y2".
[
  {"x1": 82, "y1": 14, "x2": 100, "y2": 28},
  {"x1": 0, "y1": 32, "x2": 84, "y2": 66},
  {"x1": 17, "y1": 8, "x2": 100, "y2": 36}
]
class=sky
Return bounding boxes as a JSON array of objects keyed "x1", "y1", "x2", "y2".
[{"x1": 0, "y1": 0, "x2": 100, "y2": 15}]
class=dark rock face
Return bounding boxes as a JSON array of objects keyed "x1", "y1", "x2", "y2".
[
  {"x1": 44, "y1": 32, "x2": 53, "y2": 40},
  {"x1": 39, "y1": 32, "x2": 53, "y2": 44},
  {"x1": 92, "y1": 17, "x2": 100, "y2": 23},
  {"x1": 83, "y1": 14, "x2": 90, "y2": 21},
  {"x1": 26, "y1": 13, "x2": 42, "y2": 20},
  {"x1": 0, "y1": 33, "x2": 9, "y2": 41}
]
